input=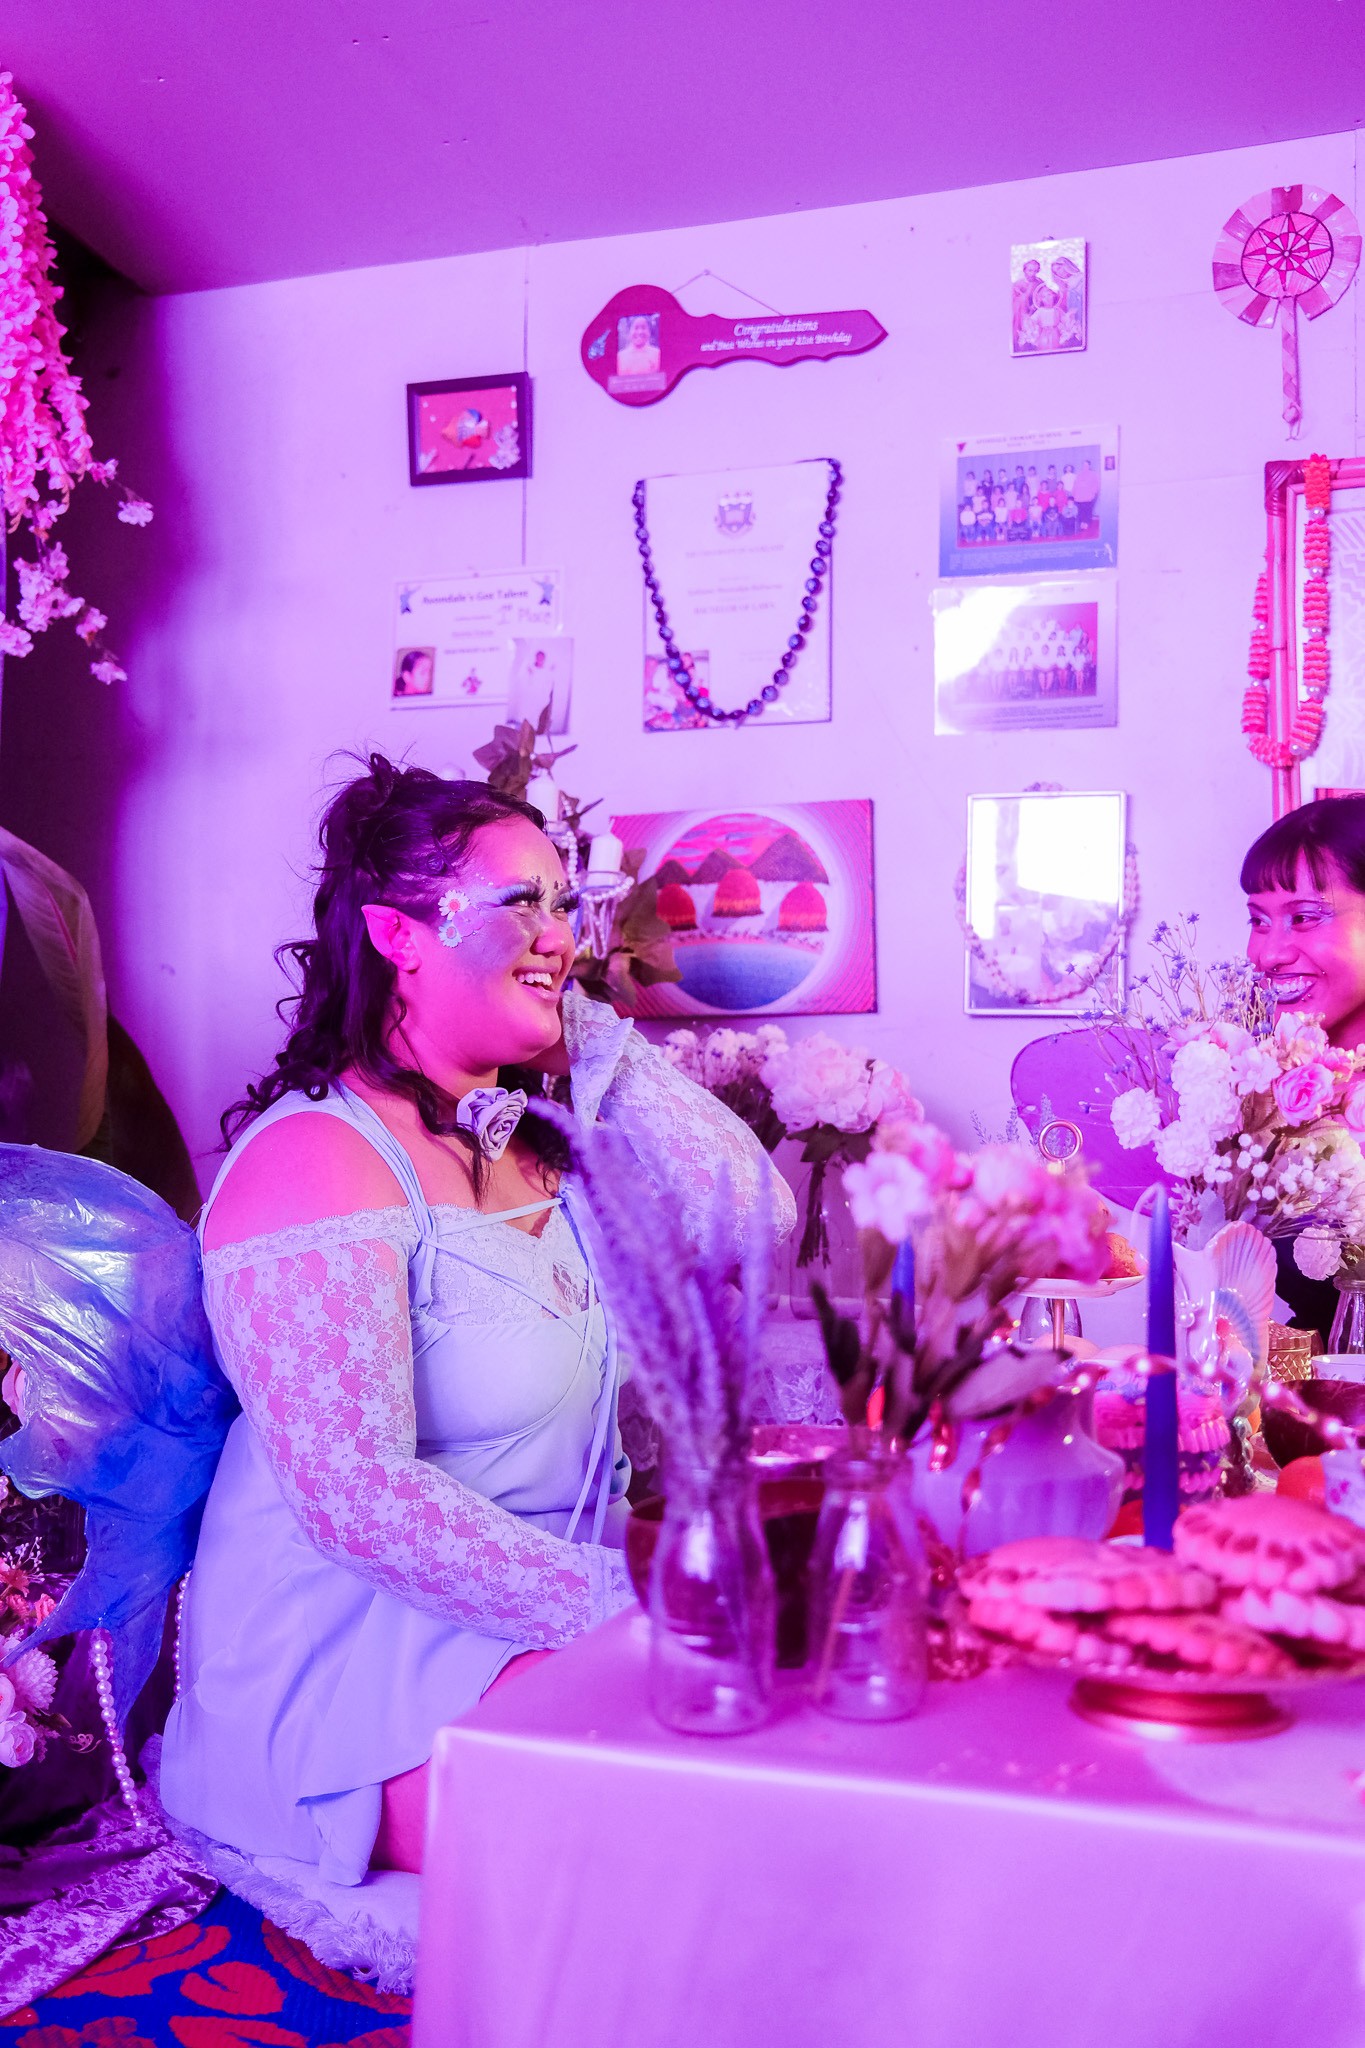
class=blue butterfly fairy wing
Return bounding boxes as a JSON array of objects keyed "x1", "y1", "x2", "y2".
[{"x1": 0, "y1": 1144, "x2": 238, "y2": 1720}]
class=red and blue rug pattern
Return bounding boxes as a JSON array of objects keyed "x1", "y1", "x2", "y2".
[{"x1": 1, "y1": 1891, "x2": 410, "y2": 2047}]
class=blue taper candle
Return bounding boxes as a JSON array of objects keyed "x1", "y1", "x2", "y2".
[
  {"x1": 891, "y1": 1237, "x2": 916, "y2": 1340},
  {"x1": 1143, "y1": 1182, "x2": 1180, "y2": 1550}
]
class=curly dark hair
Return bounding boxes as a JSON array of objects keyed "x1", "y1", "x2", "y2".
[{"x1": 221, "y1": 754, "x2": 570, "y2": 1188}]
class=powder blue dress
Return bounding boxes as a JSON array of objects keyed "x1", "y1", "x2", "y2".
[{"x1": 157, "y1": 1003, "x2": 793, "y2": 1986}]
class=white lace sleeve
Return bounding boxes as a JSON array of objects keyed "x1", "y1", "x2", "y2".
[
  {"x1": 202, "y1": 1211, "x2": 635, "y2": 1648},
  {"x1": 562, "y1": 987, "x2": 796, "y2": 1261}
]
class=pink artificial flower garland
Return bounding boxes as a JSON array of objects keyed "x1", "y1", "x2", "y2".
[{"x1": 0, "y1": 71, "x2": 150, "y2": 680}]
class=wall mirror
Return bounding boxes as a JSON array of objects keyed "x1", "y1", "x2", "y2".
[{"x1": 961, "y1": 790, "x2": 1130, "y2": 1016}]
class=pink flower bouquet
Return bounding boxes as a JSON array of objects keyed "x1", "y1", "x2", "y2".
[
  {"x1": 1110, "y1": 1011, "x2": 1365, "y2": 1272},
  {"x1": 825, "y1": 1121, "x2": 1108, "y2": 1447}
]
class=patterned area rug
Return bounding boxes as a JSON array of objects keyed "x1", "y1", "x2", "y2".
[{"x1": 0, "y1": 1890, "x2": 411, "y2": 2046}]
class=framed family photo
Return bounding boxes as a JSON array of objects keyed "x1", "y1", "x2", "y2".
[{"x1": 407, "y1": 372, "x2": 531, "y2": 486}]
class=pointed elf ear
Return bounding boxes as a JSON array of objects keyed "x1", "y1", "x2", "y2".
[{"x1": 360, "y1": 902, "x2": 420, "y2": 971}]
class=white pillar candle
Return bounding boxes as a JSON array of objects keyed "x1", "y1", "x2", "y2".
[
  {"x1": 525, "y1": 772, "x2": 558, "y2": 819},
  {"x1": 587, "y1": 830, "x2": 624, "y2": 874}
]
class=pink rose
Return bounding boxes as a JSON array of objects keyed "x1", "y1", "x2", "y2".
[
  {"x1": 1273, "y1": 1058, "x2": 1336, "y2": 1126},
  {"x1": 0, "y1": 1710, "x2": 36, "y2": 1768}
]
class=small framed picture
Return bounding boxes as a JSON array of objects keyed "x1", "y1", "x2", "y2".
[{"x1": 406, "y1": 373, "x2": 531, "y2": 486}]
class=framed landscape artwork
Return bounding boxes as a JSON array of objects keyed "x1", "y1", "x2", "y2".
[{"x1": 610, "y1": 800, "x2": 876, "y2": 1018}]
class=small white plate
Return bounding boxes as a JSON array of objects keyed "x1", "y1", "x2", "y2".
[{"x1": 1018, "y1": 1274, "x2": 1146, "y2": 1301}]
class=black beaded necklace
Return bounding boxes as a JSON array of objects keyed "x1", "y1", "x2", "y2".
[{"x1": 632, "y1": 458, "x2": 841, "y2": 725}]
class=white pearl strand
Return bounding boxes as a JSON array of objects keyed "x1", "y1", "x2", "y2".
[{"x1": 91, "y1": 1627, "x2": 147, "y2": 1829}]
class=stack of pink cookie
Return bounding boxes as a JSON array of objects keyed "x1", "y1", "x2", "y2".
[
  {"x1": 958, "y1": 1505, "x2": 1365, "y2": 1680},
  {"x1": 1175, "y1": 1495, "x2": 1365, "y2": 1661},
  {"x1": 1093, "y1": 1389, "x2": 1230, "y2": 1510}
]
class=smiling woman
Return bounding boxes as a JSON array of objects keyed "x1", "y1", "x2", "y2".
[
  {"x1": 1243, "y1": 795, "x2": 1365, "y2": 1049},
  {"x1": 157, "y1": 754, "x2": 794, "y2": 1977},
  {"x1": 1242, "y1": 795, "x2": 1365, "y2": 1340}
]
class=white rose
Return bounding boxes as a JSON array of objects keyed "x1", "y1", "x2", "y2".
[{"x1": 1111, "y1": 1087, "x2": 1162, "y2": 1150}]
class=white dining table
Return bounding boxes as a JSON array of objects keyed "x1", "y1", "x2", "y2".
[{"x1": 413, "y1": 1608, "x2": 1365, "y2": 2048}]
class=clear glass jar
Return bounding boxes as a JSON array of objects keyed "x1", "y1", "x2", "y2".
[
  {"x1": 806, "y1": 1445, "x2": 928, "y2": 1721},
  {"x1": 789, "y1": 1160, "x2": 864, "y2": 1321},
  {"x1": 648, "y1": 1462, "x2": 776, "y2": 1736},
  {"x1": 1330, "y1": 1276, "x2": 1365, "y2": 1354}
]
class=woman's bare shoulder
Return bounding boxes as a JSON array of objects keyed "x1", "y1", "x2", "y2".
[{"x1": 203, "y1": 1107, "x2": 407, "y2": 1252}]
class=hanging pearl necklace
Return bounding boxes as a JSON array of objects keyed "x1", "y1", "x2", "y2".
[{"x1": 632, "y1": 459, "x2": 841, "y2": 725}]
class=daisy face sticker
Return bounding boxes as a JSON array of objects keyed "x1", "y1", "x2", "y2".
[{"x1": 437, "y1": 886, "x2": 471, "y2": 947}]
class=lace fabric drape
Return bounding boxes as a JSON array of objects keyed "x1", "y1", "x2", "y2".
[{"x1": 203, "y1": 1213, "x2": 632, "y2": 1648}]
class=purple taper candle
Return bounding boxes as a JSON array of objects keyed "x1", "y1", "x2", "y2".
[{"x1": 1143, "y1": 1182, "x2": 1179, "y2": 1551}]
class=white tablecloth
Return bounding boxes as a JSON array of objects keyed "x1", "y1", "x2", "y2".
[{"x1": 414, "y1": 1612, "x2": 1365, "y2": 2048}]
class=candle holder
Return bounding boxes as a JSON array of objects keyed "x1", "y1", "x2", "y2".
[
  {"x1": 542, "y1": 815, "x2": 581, "y2": 882},
  {"x1": 575, "y1": 868, "x2": 632, "y2": 961}
]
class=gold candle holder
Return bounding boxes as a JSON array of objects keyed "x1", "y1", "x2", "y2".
[{"x1": 1267, "y1": 1321, "x2": 1316, "y2": 1384}]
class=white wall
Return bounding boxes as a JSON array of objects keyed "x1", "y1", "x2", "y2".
[{"x1": 26, "y1": 127, "x2": 1363, "y2": 1179}]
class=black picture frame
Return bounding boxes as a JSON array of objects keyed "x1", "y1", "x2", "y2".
[{"x1": 406, "y1": 372, "x2": 532, "y2": 487}]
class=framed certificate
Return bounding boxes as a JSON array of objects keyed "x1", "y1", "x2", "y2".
[{"x1": 640, "y1": 459, "x2": 833, "y2": 730}]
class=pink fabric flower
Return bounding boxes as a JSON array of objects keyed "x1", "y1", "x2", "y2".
[
  {"x1": 1273, "y1": 1059, "x2": 1337, "y2": 1127},
  {"x1": 1275, "y1": 1013, "x2": 1329, "y2": 1060},
  {"x1": 116, "y1": 494, "x2": 153, "y2": 526},
  {"x1": 844, "y1": 1153, "x2": 933, "y2": 1243},
  {"x1": 1343, "y1": 1080, "x2": 1365, "y2": 1135},
  {"x1": 0, "y1": 1706, "x2": 36, "y2": 1767},
  {"x1": 884, "y1": 1119, "x2": 960, "y2": 1190},
  {"x1": 864, "y1": 1060, "x2": 922, "y2": 1128},
  {"x1": 1, "y1": 1359, "x2": 25, "y2": 1419}
]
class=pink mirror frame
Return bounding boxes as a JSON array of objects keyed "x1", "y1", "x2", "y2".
[{"x1": 1263, "y1": 454, "x2": 1365, "y2": 818}]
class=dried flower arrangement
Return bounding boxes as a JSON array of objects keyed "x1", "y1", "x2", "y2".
[{"x1": 545, "y1": 1108, "x2": 773, "y2": 1489}]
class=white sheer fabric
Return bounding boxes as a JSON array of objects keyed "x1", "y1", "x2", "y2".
[
  {"x1": 202, "y1": 1211, "x2": 632, "y2": 1649},
  {"x1": 572, "y1": 993, "x2": 798, "y2": 1263}
]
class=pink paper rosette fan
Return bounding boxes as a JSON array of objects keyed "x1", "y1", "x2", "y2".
[{"x1": 1212, "y1": 185, "x2": 1360, "y2": 438}]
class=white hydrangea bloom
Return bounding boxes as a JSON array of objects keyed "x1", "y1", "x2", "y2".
[
  {"x1": 1294, "y1": 1231, "x2": 1344, "y2": 1281},
  {"x1": 1170, "y1": 1039, "x2": 1239, "y2": 1140},
  {"x1": 1110, "y1": 1087, "x2": 1162, "y2": 1150},
  {"x1": 1153, "y1": 1117, "x2": 1216, "y2": 1181}
]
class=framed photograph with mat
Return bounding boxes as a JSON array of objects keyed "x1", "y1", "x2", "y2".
[{"x1": 407, "y1": 373, "x2": 531, "y2": 486}]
